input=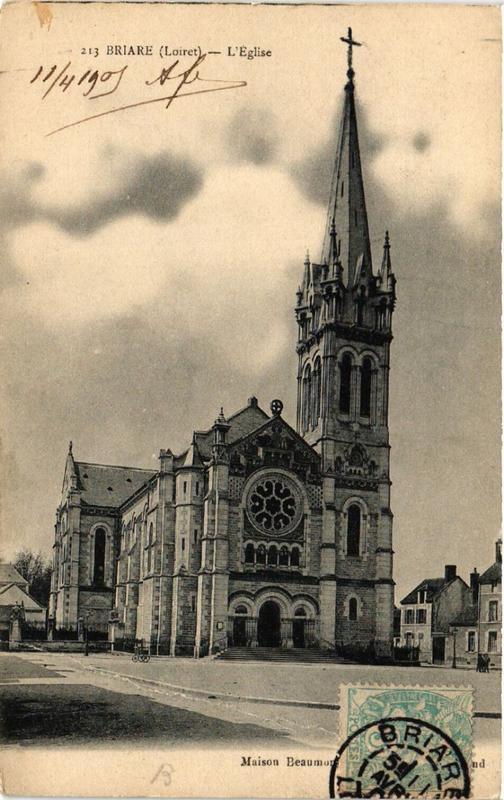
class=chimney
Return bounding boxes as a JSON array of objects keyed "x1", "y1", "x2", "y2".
[
  {"x1": 496, "y1": 539, "x2": 502, "y2": 564},
  {"x1": 470, "y1": 568, "x2": 479, "y2": 604},
  {"x1": 444, "y1": 565, "x2": 456, "y2": 583}
]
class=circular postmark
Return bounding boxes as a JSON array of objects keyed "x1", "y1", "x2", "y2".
[{"x1": 329, "y1": 716, "x2": 470, "y2": 799}]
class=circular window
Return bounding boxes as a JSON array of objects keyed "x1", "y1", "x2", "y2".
[{"x1": 246, "y1": 473, "x2": 302, "y2": 535}]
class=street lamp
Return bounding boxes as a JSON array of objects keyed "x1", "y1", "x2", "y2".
[
  {"x1": 84, "y1": 611, "x2": 90, "y2": 657},
  {"x1": 452, "y1": 627, "x2": 457, "y2": 669}
]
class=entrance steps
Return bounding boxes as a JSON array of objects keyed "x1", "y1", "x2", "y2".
[{"x1": 215, "y1": 647, "x2": 351, "y2": 664}]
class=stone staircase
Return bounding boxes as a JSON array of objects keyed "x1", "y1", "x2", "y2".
[{"x1": 215, "y1": 647, "x2": 352, "y2": 664}]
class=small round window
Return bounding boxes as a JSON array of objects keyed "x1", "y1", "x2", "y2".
[{"x1": 246, "y1": 473, "x2": 302, "y2": 536}]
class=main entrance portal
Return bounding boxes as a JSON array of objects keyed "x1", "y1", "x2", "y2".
[{"x1": 257, "y1": 600, "x2": 281, "y2": 647}]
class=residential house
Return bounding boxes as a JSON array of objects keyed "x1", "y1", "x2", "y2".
[{"x1": 399, "y1": 565, "x2": 473, "y2": 664}]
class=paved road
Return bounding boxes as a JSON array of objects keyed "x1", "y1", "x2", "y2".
[{"x1": 0, "y1": 651, "x2": 500, "y2": 748}]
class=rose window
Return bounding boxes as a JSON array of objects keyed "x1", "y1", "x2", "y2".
[{"x1": 246, "y1": 473, "x2": 302, "y2": 535}]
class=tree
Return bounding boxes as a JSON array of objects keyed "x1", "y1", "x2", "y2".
[{"x1": 13, "y1": 549, "x2": 52, "y2": 608}]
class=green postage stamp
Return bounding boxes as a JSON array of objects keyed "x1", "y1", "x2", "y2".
[{"x1": 330, "y1": 685, "x2": 473, "y2": 799}]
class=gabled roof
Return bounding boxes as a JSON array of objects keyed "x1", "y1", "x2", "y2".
[
  {"x1": 193, "y1": 401, "x2": 270, "y2": 461},
  {"x1": 400, "y1": 578, "x2": 447, "y2": 605},
  {"x1": 229, "y1": 411, "x2": 321, "y2": 465},
  {"x1": 449, "y1": 605, "x2": 478, "y2": 627},
  {"x1": 0, "y1": 561, "x2": 29, "y2": 590},
  {"x1": 0, "y1": 582, "x2": 46, "y2": 611},
  {"x1": 75, "y1": 462, "x2": 157, "y2": 508},
  {"x1": 479, "y1": 561, "x2": 502, "y2": 585}
]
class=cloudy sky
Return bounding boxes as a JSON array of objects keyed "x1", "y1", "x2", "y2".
[{"x1": 0, "y1": 3, "x2": 500, "y2": 599}]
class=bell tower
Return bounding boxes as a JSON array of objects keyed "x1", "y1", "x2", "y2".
[{"x1": 295, "y1": 30, "x2": 396, "y2": 657}]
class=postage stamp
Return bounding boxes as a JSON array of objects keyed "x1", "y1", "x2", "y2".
[{"x1": 330, "y1": 685, "x2": 473, "y2": 799}]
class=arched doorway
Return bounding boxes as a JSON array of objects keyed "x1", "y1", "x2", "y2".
[
  {"x1": 257, "y1": 600, "x2": 281, "y2": 647},
  {"x1": 293, "y1": 607, "x2": 306, "y2": 648},
  {"x1": 232, "y1": 605, "x2": 248, "y2": 646}
]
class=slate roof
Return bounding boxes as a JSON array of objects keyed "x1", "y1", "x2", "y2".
[
  {"x1": 449, "y1": 605, "x2": 478, "y2": 627},
  {"x1": 400, "y1": 578, "x2": 447, "y2": 605},
  {"x1": 74, "y1": 462, "x2": 157, "y2": 508},
  {"x1": 479, "y1": 561, "x2": 501, "y2": 585},
  {"x1": 0, "y1": 562, "x2": 29, "y2": 589},
  {"x1": 194, "y1": 402, "x2": 270, "y2": 460}
]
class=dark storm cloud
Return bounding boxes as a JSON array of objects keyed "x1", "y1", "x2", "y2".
[
  {"x1": 226, "y1": 107, "x2": 279, "y2": 165},
  {"x1": 290, "y1": 108, "x2": 387, "y2": 206},
  {"x1": 0, "y1": 152, "x2": 204, "y2": 237},
  {"x1": 412, "y1": 131, "x2": 431, "y2": 152}
]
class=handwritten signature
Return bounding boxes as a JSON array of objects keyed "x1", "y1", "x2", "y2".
[{"x1": 30, "y1": 53, "x2": 247, "y2": 137}]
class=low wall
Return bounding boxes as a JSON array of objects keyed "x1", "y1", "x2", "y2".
[{"x1": 11, "y1": 640, "x2": 111, "y2": 653}]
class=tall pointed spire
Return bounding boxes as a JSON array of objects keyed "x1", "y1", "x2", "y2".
[{"x1": 321, "y1": 27, "x2": 372, "y2": 287}]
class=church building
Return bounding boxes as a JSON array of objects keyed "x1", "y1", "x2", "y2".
[{"x1": 49, "y1": 31, "x2": 397, "y2": 658}]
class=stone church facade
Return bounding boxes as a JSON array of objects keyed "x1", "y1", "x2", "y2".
[{"x1": 49, "y1": 43, "x2": 397, "y2": 658}]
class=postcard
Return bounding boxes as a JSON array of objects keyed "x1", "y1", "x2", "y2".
[{"x1": 0, "y1": 2, "x2": 501, "y2": 797}]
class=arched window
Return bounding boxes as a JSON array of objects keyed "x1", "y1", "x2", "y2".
[
  {"x1": 268, "y1": 545, "x2": 278, "y2": 566},
  {"x1": 291, "y1": 547, "x2": 300, "y2": 568},
  {"x1": 257, "y1": 544, "x2": 266, "y2": 565},
  {"x1": 312, "y1": 357, "x2": 321, "y2": 427},
  {"x1": 235, "y1": 605, "x2": 248, "y2": 615},
  {"x1": 347, "y1": 505, "x2": 361, "y2": 557},
  {"x1": 339, "y1": 353, "x2": 352, "y2": 414},
  {"x1": 94, "y1": 528, "x2": 106, "y2": 585},
  {"x1": 279, "y1": 546, "x2": 289, "y2": 566},
  {"x1": 147, "y1": 522, "x2": 154, "y2": 572},
  {"x1": 302, "y1": 365, "x2": 312, "y2": 433},
  {"x1": 360, "y1": 357, "x2": 372, "y2": 418},
  {"x1": 245, "y1": 543, "x2": 255, "y2": 564},
  {"x1": 349, "y1": 597, "x2": 358, "y2": 621}
]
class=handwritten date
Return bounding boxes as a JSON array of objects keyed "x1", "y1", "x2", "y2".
[{"x1": 30, "y1": 53, "x2": 247, "y2": 136}]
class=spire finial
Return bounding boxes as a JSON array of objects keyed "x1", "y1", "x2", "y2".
[
  {"x1": 68, "y1": 440, "x2": 73, "y2": 455},
  {"x1": 340, "y1": 27, "x2": 362, "y2": 82},
  {"x1": 304, "y1": 248, "x2": 310, "y2": 265}
]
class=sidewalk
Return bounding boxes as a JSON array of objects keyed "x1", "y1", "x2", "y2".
[{"x1": 69, "y1": 652, "x2": 501, "y2": 715}]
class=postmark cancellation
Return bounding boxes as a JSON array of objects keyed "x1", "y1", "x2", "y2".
[{"x1": 331, "y1": 685, "x2": 473, "y2": 799}]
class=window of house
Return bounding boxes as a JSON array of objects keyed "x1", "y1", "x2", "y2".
[
  {"x1": 467, "y1": 631, "x2": 476, "y2": 652},
  {"x1": 405, "y1": 632, "x2": 413, "y2": 647},
  {"x1": 349, "y1": 597, "x2": 358, "y2": 621},
  {"x1": 339, "y1": 354, "x2": 352, "y2": 414},
  {"x1": 347, "y1": 504, "x2": 361, "y2": 557},
  {"x1": 418, "y1": 590, "x2": 426, "y2": 603},
  {"x1": 360, "y1": 357, "x2": 372, "y2": 418},
  {"x1": 488, "y1": 600, "x2": 498, "y2": 622},
  {"x1": 405, "y1": 609, "x2": 414, "y2": 625},
  {"x1": 416, "y1": 609, "x2": 427, "y2": 624},
  {"x1": 488, "y1": 631, "x2": 497, "y2": 653}
]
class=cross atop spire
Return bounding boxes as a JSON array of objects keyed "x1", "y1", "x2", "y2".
[{"x1": 340, "y1": 27, "x2": 362, "y2": 81}]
